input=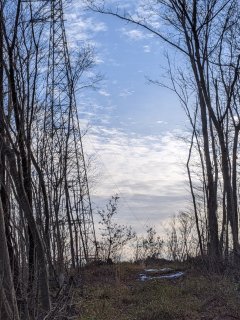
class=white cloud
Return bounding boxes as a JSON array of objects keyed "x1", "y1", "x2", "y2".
[
  {"x1": 65, "y1": 2, "x2": 108, "y2": 45},
  {"x1": 120, "y1": 27, "x2": 152, "y2": 41},
  {"x1": 66, "y1": 17, "x2": 107, "y2": 42},
  {"x1": 143, "y1": 45, "x2": 151, "y2": 53},
  {"x1": 94, "y1": 56, "x2": 104, "y2": 64},
  {"x1": 156, "y1": 120, "x2": 168, "y2": 125},
  {"x1": 98, "y1": 89, "x2": 111, "y2": 97},
  {"x1": 83, "y1": 126, "x2": 189, "y2": 234},
  {"x1": 119, "y1": 89, "x2": 134, "y2": 97},
  {"x1": 135, "y1": 1, "x2": 162, "y2": 29}
]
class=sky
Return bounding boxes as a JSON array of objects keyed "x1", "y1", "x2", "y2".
[{"x1": 65, "y1": 1, "x2": 190, "y2": 236}]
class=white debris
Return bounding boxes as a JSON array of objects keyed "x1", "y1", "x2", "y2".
[
  {"x1": 139, "y1": 271, "x2": 185, "y2": 281},
  {"x1": 159, "y1": 268, "x2": 173, "y2": 272},
  {"x1": 159, "y1": 272, "x2": 184, "y2": 279},
  {"x1": 139, "y1": 274, "x2": 150, "y2": 281},
  {"x1": 144, "y1": 268, "x2": 173, "y2": 273},
  {"x1": 144, "y1": 269, "x2": 159, "y2": 273}
]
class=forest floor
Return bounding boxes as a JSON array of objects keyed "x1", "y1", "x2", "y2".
[{"x1": 74, "y1": 261, "x2": 240, "y2": 320}]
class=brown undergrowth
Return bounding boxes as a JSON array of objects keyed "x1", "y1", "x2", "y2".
[{"x1": 75, "y1": 262, "x2": 240, "y2": 320}]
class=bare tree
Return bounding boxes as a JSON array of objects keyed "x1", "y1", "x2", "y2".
[
  {"x1": 86, "y1": 0, "x2": 240, "y2": 265},
  {"x1": 98, "y1": 195, "x2": 136, "y2": 262}
]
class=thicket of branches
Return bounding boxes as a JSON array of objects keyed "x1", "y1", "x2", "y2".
[
  {"x1": 97, "y1": 195, "x2": 136, "y2": 262},
  {"x1": 0, "y1": 1, "x2": 99, "y2": 319}
]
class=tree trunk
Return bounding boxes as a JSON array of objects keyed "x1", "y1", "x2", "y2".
[{"x1": 0, "y1": 197, "x2": 20, "y2": 320}]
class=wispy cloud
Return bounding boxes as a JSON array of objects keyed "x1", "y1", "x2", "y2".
[
  {"x1": 98, "y1": 89, "x2": 111, "y2": 97},
  {"x1": 83, "y1": 126, "x2": 189, "y2": 234},
  {"x1": 119, "y1": 89, "x2": 134, "y2": 97},
  {"x1": 120, "y1": 27, "x2": 153, "y2": 41},
  {"x1": 65, "y1": 2, "x2": 108, "y2": 46},
  {"x1": 156, "y1": 120, "x2": 168, "y2": 125},
  {"x1": 143, "y1": 45, "x2": 151, "y2": 53}
]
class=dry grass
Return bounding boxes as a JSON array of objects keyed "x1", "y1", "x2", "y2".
[{"x1": 75, "y1": 262, "x2": 240, "y2": 320}]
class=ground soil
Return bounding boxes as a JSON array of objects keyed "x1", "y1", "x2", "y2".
[{"x1": 74, "y1": 261, "x2": 240, "y2": 320}]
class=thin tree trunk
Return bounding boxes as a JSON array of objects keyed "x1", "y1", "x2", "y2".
[
  {"x1": 0, "y1": 197, "x2": 20, "y2": 320},
  {"x1": 5, "y1": 146, "x2": 51, "y2": 313}
]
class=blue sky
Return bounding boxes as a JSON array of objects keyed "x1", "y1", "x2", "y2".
[{"x1": 65, "y1": 1, "x2": 190, "y2": 235}]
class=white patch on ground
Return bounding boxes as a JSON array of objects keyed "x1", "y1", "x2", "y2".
[
  {"x1": 144, "y1": 269, "x2": 159, "y2": 272},
  {"x1": 139, "y1": 270, "x2": 185, "y2": 281}
]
